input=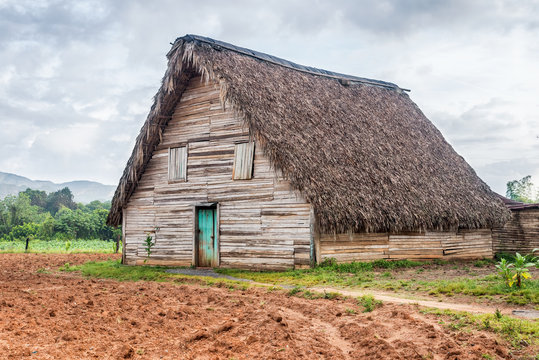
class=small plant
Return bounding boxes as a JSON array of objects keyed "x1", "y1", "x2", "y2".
[
  {"x1": 143, "y1": 233, "x2": 155, "y2": 263},
  {"x1": 358, "y1": 295, "x2": 382, "y2": 312},
  {"x1": 345, "y1": 308, "x2": 356, "y2": 315},
  {"x1": 496, "y1": 251, "x2": 537, "y2": 288},
  {"x1": 512, "y1": 252, "x2": 535, "y2": 288},
  {"x1": 65, "y1": 240, "x2": 71, "y2": 252},
  {"x1": 112, "y1": 242, "x2": 118, "y2": 253},
  {"x1": 495, "y1": 258, "x2": 515, "y2": 287},
  {"x1": 495, "y1": 308, "x2": 502, "y2": 320}
]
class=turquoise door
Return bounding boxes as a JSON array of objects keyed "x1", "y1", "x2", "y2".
[{"x1": 197, "y1": 208, "x2": 216, "y2": 267}]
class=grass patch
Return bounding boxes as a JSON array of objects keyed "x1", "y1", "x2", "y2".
[
  {"x1": 217, "y1": 258, "x2": 538, "y2": 306},
  {"x1": 319, "y1": 257, "x2": 424, "y2": 272},
  {"x1": 420, "y1": 307, "x2": 539, "y2": 348},
  {"x1": 0, "y1": 239, "x2": 119, "y2": 253},
  {"x1": 216, "y1": 258, "x2": 425, "y2": 288},
  {"x1": 64, "y1": 260, "x2": 172, "y2": 281},
  {"x1": 412, "y1": 276, "x2": 539, "y2": 305},
  {"x1": 64, "y1": 260, "x2": 250, "y2": 291}
]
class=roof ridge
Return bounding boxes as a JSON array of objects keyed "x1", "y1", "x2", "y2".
[{"x1": 175, "y1": 34, "x2": 410, "y2": 92}]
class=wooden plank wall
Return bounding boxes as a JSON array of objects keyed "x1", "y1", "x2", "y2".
[
  {"x1": 492, "y1": 209, "x2": 539, "y2": 254},
  {"x1": 318, "y1": 229, "x2": 493, "y2": 262},
  {"x1": 124, "y1": 76, "x2": 311, "y2": 269}
]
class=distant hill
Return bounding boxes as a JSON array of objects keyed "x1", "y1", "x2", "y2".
[{"x1": 0, "y1": 171, "x2": 115, "y2": 203}]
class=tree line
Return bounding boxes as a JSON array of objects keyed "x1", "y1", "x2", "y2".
[{"x1": 0, "y1": 187, "x2": 120, "y2": 242}]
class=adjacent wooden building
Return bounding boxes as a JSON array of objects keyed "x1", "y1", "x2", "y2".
[
  {"x1": 107, "y1": 35, "x2": 510, "y2": 269},
  {"x1": 493, "y1": 197, "x2": 539, "y2": 254}
]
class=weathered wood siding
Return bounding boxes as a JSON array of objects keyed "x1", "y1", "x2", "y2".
[
  {"x1": 493, "y1": 208, "x2": 539, "y2": 254},
  {"x1": 317, "y1": 229, "x2": 493, "y2": 263},
  {"x1": 123, "y1": 76, "x2": 311, "y2": 269}
]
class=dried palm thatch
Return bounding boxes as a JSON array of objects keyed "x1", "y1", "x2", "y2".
[{"x1": 107, "y1": 35, "x2": 510, "y2": 232}]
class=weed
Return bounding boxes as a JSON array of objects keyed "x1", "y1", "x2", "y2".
[
  {"x1": 302, "y1": 290, "x2": 318, "y2": 300},
  {"x1": 58, "y1": 262, "x2": 71, "y2": 271},
  {"x1": 64, "y1": 240, "x2": 71, "y2": 252},
  {"x1": 287, "y1": 286, "x2": 302, "y2": 297},
  {"x1": 323, "y1": 291, "x2": 340, "y2": 300},
  {"x1": 143, "y1": 233, "x2": 155, "y2": 263},
  {"x1": 382, "y1": 271, "x2": 393, "y2": 278},
  {"x1": 481, "y1": 354, "x2": 493, "y2": 360},
  {"x1": 495, "y1": 309, "x2": 502, "y2": 320},
  {"x1": 358, "y1": 295, "x2": 382, "y2": 312},
  {"x1": 345, "y1": 308, "x2": 356, "y2": 315}
]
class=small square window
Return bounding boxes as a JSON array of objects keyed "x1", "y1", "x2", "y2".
[
  {"x1": 168, "y1": 146, "x2": 187, "y2": 181},
  {"x1": 232, "y1": 142, "x2": 255, "y2": 180}
]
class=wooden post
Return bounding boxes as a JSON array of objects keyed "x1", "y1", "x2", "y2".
[
  {"x1": 115, "y1": 234, "x2": 120, "y2": 254},
  {"x1": 25, "y1": 237, "x2": 30, "y2": 253}
]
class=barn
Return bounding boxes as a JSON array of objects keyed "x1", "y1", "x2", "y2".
[{"x1": 107, "y1": 35, "x2": 510, "y2": 270}]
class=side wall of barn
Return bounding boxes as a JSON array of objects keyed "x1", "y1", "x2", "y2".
[
  {"x1": 123, "y1": 76, "x2": 312, "y2": 270},
  {"x1": 314, "y1": 229, "x2": 493, "y2": 263},
  {"x1": 492, "y1": 208, "x2": 539, "y2": 254}
]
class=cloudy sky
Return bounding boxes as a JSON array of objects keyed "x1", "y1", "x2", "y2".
[{"x1": 1, "y1": 0, "x2": 538, "y2": 195}]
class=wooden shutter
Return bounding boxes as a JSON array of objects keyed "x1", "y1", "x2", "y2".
[
  {"x1": 232, "y1": 142, "x2": 255, "y2": 180},
  {"x1": 168, "y1": 146, "x2": 187, "y2": 181}
]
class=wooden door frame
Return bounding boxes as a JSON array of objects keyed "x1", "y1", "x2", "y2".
[{"x1": 192, "y1": 202, "x2": 219, "y2": 267}]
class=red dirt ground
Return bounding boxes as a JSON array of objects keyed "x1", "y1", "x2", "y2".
[{"x1": 0, "y1": 254, "x2": 531, "y2": 359}]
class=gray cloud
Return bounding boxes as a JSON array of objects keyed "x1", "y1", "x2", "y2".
[{"x1": 0, "y1": 0, "x2": 537, "y2": 195}]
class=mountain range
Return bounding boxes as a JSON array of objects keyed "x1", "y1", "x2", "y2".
[{"x1": 0, "y1": 171, "x2": 116, "y2": 203}]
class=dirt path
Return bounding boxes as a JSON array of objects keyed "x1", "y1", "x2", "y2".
[
  {"x1": 0, "y1": 254, "x2": 534, "y2": 359},
  {"x1": 169, "y1": 268, "x2": 535, "y2": 318},
  {"x1": 308, "y1": 286, "x2": 526, "y2": 317}
]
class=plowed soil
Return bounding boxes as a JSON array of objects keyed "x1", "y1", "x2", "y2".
[{"x1": 0, "y1": 254, "x2": 528, "y2": 359}]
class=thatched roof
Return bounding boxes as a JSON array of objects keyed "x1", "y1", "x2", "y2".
[{"x1": 107, "y1": 34, "x2": 510, "y2": 232}]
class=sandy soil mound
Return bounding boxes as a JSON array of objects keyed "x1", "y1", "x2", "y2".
[{"x1": 0, "y1": 254, "x2": 522, "y2": 359}]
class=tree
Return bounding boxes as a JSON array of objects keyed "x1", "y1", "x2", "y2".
[
  {"x1": 22, "y1": 188, "x2": 47, "y2": 208},
  {"x1": 46, "y1": 187, "x2": 77, "y2": 215},
  {"x1": 3, "y1": 193, "x2": 41, "y2": 227},
  {"x1": 38, "y1": 213, "x2": 55, "y2": 240},
  {"x1": 506, "y1": 175, "x2": 537, "y2": 203}
]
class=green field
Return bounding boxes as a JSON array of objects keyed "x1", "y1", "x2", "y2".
[{"x1": 0, "y1": 239, "x2": 120, "y2": 253}]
